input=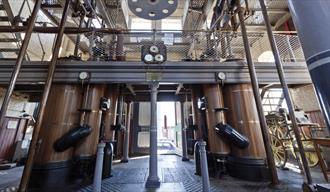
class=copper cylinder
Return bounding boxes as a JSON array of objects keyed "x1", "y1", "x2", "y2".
[
  {"x1": 29, "y1": 84, "x2": 82, "y2": 190},
  {"x1": 203, "y1": 84, "x2": 230, "y2": 154},
  {"x1": 103, "y1": 84, "x2": 119, "y2": 141},
  {"x1": 34, "y1": 84, "x2": 82, "y2": 164},
  {"x1": 74, "y1": 85, "x2": 105, "y2": 157},
  {"x1": 223, "y1": 84, "x2": 266, "y2": 159}
]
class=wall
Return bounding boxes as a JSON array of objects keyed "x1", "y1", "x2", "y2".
[
  {"x1": 0, "y1": 87, "x2": 29, "y2": 117},
  {"x1": 290, "y1": 84, "x2": 320, "y2": 112}
]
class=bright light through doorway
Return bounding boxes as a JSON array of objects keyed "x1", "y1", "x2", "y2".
[{"x1": 157, "y1": 102, "x2": 180, "y2": 155}]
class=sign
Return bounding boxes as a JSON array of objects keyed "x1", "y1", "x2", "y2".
[{"x1": 7, "y1": 120, "x2": 18, "y2": 129}]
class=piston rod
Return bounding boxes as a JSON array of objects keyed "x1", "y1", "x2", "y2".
[
  {"x1": 236, "y1": 2, "x2": 279, "y2": 185},
  {"x1": 258, "y1": 0, "x2": 312, "y2": 184}
]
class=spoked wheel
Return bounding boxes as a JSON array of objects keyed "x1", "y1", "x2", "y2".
[
  {"x1": 292, "y1": 140, "x2": 319, "y2": 167},
  {"x1": 270, "y1": 134, "x2": 287, "y2": 168},
  {"x1": 266, "y1": 113, "x2": 289, "y2": 139}
]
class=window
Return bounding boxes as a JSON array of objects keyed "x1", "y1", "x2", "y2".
[
  {"x1": 258, "y1": 51, "x2": 275, "y2": 62},
  {"x1": 130, "y1": 18, "x2": 152, "y2": 30},
  {"x1": 161, "y1": 19, "x2": 182, "y2": 31}
]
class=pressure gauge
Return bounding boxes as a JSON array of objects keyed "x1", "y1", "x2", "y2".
[
  {"x1": 217, "y1": 72, "x2": 226, "y2": 81},
  {"x1": 79, "y1": 71, "x2": 89, "y2": 80},
  {"x1": 154, "y1": 54, "x2": 164, "y2": 62},
  {"x1": 150, "y1": 45, "x2": 159, "y2": 53},
  {"x1": 144, "y1": 54, "x2": 154, "y2": 63}
]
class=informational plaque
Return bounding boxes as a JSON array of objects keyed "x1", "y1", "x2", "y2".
[{"x1": 7, "y1": 120, "x2": 18, "y2": 129}]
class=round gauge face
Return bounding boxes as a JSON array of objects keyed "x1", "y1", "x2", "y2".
[
  {"x1": 155, "y1": 54, "x2": 164, "y2": 62},
  {"x1": 144, "y1": 54, "x2": 154, "y2": 62},
  {"x1": 79, "y1": 72, "x2": 89, "y2": 80},
  {"x1": 217, "y1": 72, "x2": 226, "y2": 80},
  {"x1": 150, "y1": 45, "x2": 159, "y2": 53}
]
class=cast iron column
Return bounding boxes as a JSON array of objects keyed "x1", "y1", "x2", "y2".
[
  {"x1": 146, "y1": 82, "x2": 160, "y2": 188},
  {"x1": 181, "y1": 102, "x2": 189, "y2": 161},
  {"x1": 121, "y1": 102, "x2": 131, "y2": 163},
  {"x1": 288, "y1": 0, "x2": 330, "y2": 130}
]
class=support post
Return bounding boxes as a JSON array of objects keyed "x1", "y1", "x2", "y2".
[
  {"x1": 93, "y1": 143, "x2": 106, "y2": 192},
  {"x1": 259, "y1": 0, "x2": 312, "y2": 184},
  {"x1": 181, "y1": 102, "x2": 189, "y2": 161},
  {"x1": 18, "y1": 1, "x2": 70, "y2": 191},
  {"x1": 0, "y1": 0, "x2": 42, "y2": 126},
  {"x1": 146, "y1": 82, "x2": 160, "y2": 188},
  {"x1": 236, "y1": 4, "x2": 279, "y2": 185},
  {"x1": 199, "y1": 141, "x2": 210, "y2": 192},
  {"x1": 116, "y1": 33, "x2": 125, "y2": 61},
  {"x1": 121, "y1": 102, "x2": 132, "y2": 163}
]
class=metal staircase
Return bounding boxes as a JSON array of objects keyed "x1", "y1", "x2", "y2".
[{"x1": 0, "y1": 0, "x2": 27, "y2": 60}]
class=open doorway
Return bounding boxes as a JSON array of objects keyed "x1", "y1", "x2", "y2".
[
  {"x1": 157, "y1": 102, "x2": 181, "y2": 155},
  {"x1": 131, "y1": 102, "x2": 184, "y2": 156}
]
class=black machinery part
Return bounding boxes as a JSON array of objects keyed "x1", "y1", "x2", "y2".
[
  {"x1": 54, "y1": 124, "x2": 92, "y2": 152},
  {"x1": 215, "y1": 123, "x2": 249, "y2": 149}
]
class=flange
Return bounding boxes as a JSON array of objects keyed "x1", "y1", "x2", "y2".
[{"x1": 128, "y1": 0, "x2": 178, "y2": 20}]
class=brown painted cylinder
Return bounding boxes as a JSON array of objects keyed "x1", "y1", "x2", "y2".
[
  {"x1": 103, "y1": 84, "x2": 119, "y2": 141},
  {"x1": 34, "y1": 84, "x2": 82, "y2": 164},
  {"x1": 74, "y1": 85, "x2": 105, "y2": 157},
  {"x1": 203, "y1": 84, "x2": 230, "y2": 154},
  {"x1": 29, "y1": 84, "x2": 82, "y2": 190},
  {"x1": 223, "y1": 84, "x2": 266, "y2": 158}
]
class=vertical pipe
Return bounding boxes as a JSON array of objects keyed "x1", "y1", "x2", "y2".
[
  {"x1": 226, "y1": 33, "x2": 233, "y2": 58},
  {"x1": 286, "y1": 36, "x2": 296, "y2": 62},
  {"x1": 191, "y1": 86, "x2": 202, "y2": 139},
  {"x1": 181, "y1": 102, "x2": 189, "y2": 161},
  {"x1": 199, "y1": 141, "x2": 210, "y2": 192},
  {"x1": 0, "y1": 0, "x2": 42, "y2": 127},
  {"x1": 121, "y1": 102, "x2": 131, "y2": 163},
  {"x1": 236, "y1": 4, "x2": 279, "y2": 185},
  {"x1": 93, "y1": 143, "x2": 105, "y2": 192},
  {"x1": 116, "y1": 33, "x2": 125, "y2": 61},
  {"x1": 288, "y1": 0, "x2": 330, "y2": 130},
  {"x1": 18, "y1": 1, "x2": 70, "y2": 191},
  {"x1": 73, "y1": 16, "x2": 84, "y2": 57},
  {"x1": 117, "y1": 94, "x2": 124, "y2": 126},
  {"x1": 259, "y1": 0, "x2": 312, "y2": 184},
  {"x1": 146, "y1": 82, "x2": 160, "y2": 188}
]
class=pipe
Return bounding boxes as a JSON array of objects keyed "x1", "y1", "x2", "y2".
[
  {"x1": 73, "y1": 16, "x2": 84, "y2": 57},
  {"x1": 0, "y1": 26, "x2": 121, "y2": 34},
  {"x1": 191, "y1": 86, "x2": 203, "y2": 139},
  {"x1": 121, "y1": 102, "x2": 131, "y2": 163},
  {"x1": 93, "y1": 142, "x2": 106, "y2": 192},
  {"x1": 259, "y1": 0, "x2": 312, "y2": 184},
  {"x1": 288, "y1": 0, "x2": 330, "y2": 131},
  {"x1": 199, "y1": 141, "x2": 210, "y2": 192},
  {"x1": 236, "y1": 3, "x2": 279, "y2": 185},
  {"x1": 0, "y1": 0, "x2": 42, "y2": 128},
  {"x1": 146, "y1": 82, "x2": 160, "y2": 188},
  {"x1": 181, "y1": 102, "x2": 189, "y2": 161},
  {"x1": 116, "y1": 33, "x2": 125, "y2": 61},
  {"x1": 18, "y1": 1, "x2": 71, "y2": 191}
]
